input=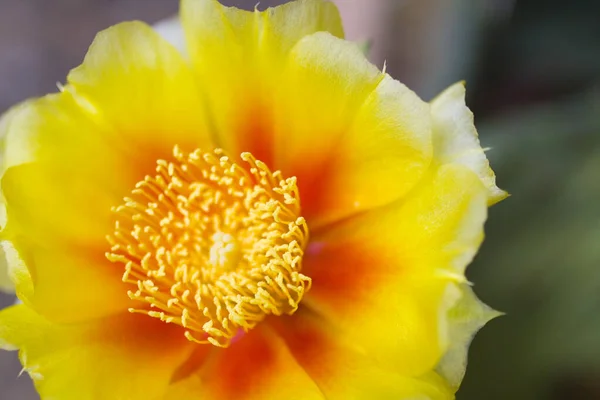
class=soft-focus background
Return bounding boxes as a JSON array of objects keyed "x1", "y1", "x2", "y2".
[{"x1": 0, "y1": 0, "x2": 599, "y2": 399}]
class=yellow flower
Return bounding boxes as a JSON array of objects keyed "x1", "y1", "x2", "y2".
[{"x1": 0, "y1": 0, "x2": 506, "y2": 399}]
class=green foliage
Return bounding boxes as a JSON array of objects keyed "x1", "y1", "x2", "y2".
[{"x1": 459, "y1": 88, "x2": 600, "y2": 399}]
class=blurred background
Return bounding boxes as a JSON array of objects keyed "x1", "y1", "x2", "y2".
[{"x1": 0, "y1": 0, "x2": 599, "y2": 399}]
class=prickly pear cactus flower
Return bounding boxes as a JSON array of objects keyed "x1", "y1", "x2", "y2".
[{"x1": 0, "y1": 0, "x2": 506, "y2": 398}]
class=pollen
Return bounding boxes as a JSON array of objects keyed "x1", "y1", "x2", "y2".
[{"x1": 106, "y1": 146, "x2": 311, "y2": 347}]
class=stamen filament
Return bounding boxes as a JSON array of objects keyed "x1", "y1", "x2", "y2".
[{"x1": 106, "y1": 146, "x2": 310, "y2": 347}]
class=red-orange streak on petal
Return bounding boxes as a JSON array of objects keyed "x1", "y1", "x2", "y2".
[
  {"x1": 267, "y1": 312, "x2": 330, "y2": 372},
  {"x1": 199, "y1": 329, "x2": 277, "y2": 399},
  {"x1": 303, "y1": 240, "x2": 402, "y2": 313},
  {"x1": 268, "y1": 311, "x2": 452, "y2": 399},
  {"x1": 235, "y1": 105, "x2": 274, "y2": 167},
  {"x1": 225, "y1": 100, "x2": 343, "y2": 227},
  {"x1": 170, "y1": 344, "x2": 214, "y2": 384},
  {"x1": 290, "y1": 148, "x2": 338, "y2": 225},
  {"x1": 90, "y1": 311, "x2": 189, "y2": 349}
]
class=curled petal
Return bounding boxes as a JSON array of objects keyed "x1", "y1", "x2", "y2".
[
  {"x1": 1, "y1": 238, "x2": 126, "y2": 323},
  {"x1": 0, "y1": 305, "x2": 194, "y2": 400},
  {"x1": 67, "y1": 21, "x2": 211, "y2": 160},
  {"x1": 0, "y1": 249, "x2": 11, "y2": 293},
  {"x1": 431, "y1": 82, "x2": 507, "y2": 204},
  {"x1": 436, "y1": 284, "x2": 502, "y2": 389},
  {"x1": 275, "y1": 34, "x2": 432, "y2": 228}
]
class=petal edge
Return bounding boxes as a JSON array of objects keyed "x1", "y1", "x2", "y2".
[
  {"x1": 435, "y1": 284, "x2": 502, "y2": 390},
  {"x1": 431, "y1": 82, "x2": 507, "y2": 205}
]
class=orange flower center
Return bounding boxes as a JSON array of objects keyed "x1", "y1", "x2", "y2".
[{"x1": 106, "y1": 146, "x2": 310, "y2": 347}]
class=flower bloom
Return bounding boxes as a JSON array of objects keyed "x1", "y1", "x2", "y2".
[{"x1": 0, "y1": 0, "x2": 506, "y2": 399}]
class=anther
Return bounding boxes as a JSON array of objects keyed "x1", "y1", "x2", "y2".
[{"x1": 106, "y1": 146, "x2": 310, "y2": 347}]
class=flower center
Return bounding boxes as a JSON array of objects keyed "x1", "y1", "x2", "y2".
[{"x1": 106, "y1": 146, "x2": 310, "y2": 347}]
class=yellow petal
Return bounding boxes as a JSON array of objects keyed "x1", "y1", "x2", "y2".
[
  {"x1": 0, "y1": 103, "x2": 20, "y2": 299},
  {"x1": 302, "y1": 163, "x2": 488, "y2": 376},
  {"x1": 0, "y1": 179, "x2": 9, "y2": 296},
  {"x1": 2, "y1": 93, "x2": 130, "y2": 249},
  {"x1": 1, "y1": 240, "x2": 32, "y2": 301},
  {"x1": 0, "y1": 305, "x2": 194, "y2": 400},
  {"x1": 181, "y1": 1, "x2": 430, "y2": 227},
  {"x1": 0, "y1": 193, "x2": 10, "y2": 293},
  {"x1": 0, "y1": 94, "x2": 134, "y2": 322},
  {"x1": 435, "y1": 284, "x2": 502, "y2": 390},
  {"x1": 0, "y1": 247, "x2": 11, "y2": 293},
  {"x1": 180, "y1": 0, "x2": 343, "y2": 162},
  {"x1": 2, "y1": 238, "x2": 126, "y2": 323},
  {"x1": 273, "y1": 31, "x2": 385, "y2": 223},
  {"x1": 269, "y1": 310, "x2": 454, "y2": 399},
  {"x1": 67, "y1": 21, "x2": 211, "y2": 158},
  {"x1": 0, "y1": 20, "x2": 212, "y2": 320},
  {"x1": 181, "y1": 0, "x2": 343, "y2": 68},
  {"x1": 3, "y1": 20, "x2": 212, "y2": 247},
  {"x1": 430, "y1": 82, "x2": 507, "y2": 205},
  {"x1": 0, "y1": 98, "x2": 22, "y2": 168},
  {"x1": 276, "y1": 51, "x2": 432, "y2": 226},
  {"x1": 166, "y1": 327, "x2": 325, "y2": 400}
]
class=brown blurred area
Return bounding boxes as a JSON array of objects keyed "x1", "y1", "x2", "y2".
[{"x1": 0, "y1": 0, "x2": 179, "y2": 113}]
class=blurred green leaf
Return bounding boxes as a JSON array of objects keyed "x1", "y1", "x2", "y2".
[{"x1": 458, "y1": 86, "x2": 600, "y2": 400}]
